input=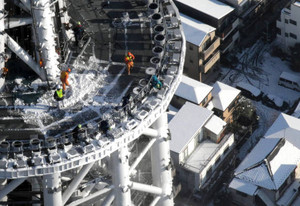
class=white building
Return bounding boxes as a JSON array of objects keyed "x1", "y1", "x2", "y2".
[
  {"x1": 169, "y1": 102, "x2": 234, "y2": 196},
  {"x1": 276, "y1": 1, "x2": 300, "y2": 53},
  {"x1": 229, "y1": 113, "x2": 300, "y2": 206}
]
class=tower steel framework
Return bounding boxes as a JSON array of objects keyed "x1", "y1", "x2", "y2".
[{"x1": 0, "y1": 0, "x2": 185, "y2": 205}]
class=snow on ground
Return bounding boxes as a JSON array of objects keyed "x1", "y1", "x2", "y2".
[
  {"x1": 220, "y1": 40, "x2": 300, "y2": 160},
  {"x1": 221, "y1": 40, "x2": 300, "y2": 105}
]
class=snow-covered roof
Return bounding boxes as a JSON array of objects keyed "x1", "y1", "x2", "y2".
[
  {"x1": 264, "y1": 113, "x2": 300, "y2": 140},
  {"x1": 175, "y1": 75, "x2": 213, "y2": 104},
  {"x1": 180, "y1": 13, "x2": 215, "y2": 46},
  {"x1": 184, "y1": 139, "x2": 218, "y2": 173},
  {"x1": 236, "y1": 82, "x2": 261, "y2": 97},
  {"x1": 176, "y1": 0, "x2": 234, "y2": 20},
  {"x1": 294, "y1": 1, "x2": 300, "y2": 8},
  {"x1": 169, "y1": 101, "x2": 213, "y2": 153},
  {"x1": 204, "y1": 115, "x2": 226, "y2": 135},
  {"x1": 280, "y1": 71, "x2": 300, "y2": 84},
  {"x1": 233, "y1": 113, "x2": 300, "y2": 190},
  {"x1": 229, "y1": 178, "x2": 258, "y2": 196},
  {"x1": 267, "y1": 94, "x2": 283, "y2": 107},
  {"x1": 211, "y1": 81, "x2": 240, "y2": 111}
]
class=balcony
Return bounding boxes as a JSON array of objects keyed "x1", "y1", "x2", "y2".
[
  {"x1": 218, "y1": 18, "x2": 239, "y2": 40},
  {"x1": 202, "y1": 50, "x2": 220, "y2": 73},
  {"x1": 201, "y1": 37, "x2": 220, "y2": 61}
]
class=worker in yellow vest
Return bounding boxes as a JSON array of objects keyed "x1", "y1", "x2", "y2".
[{"x1": 54, "y1": 85, "x2": 64, "y2": 108}]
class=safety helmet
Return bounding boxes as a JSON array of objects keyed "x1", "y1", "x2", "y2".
[
  {"x1": 67, "y1": 68, "x2": 71, "y2": 73},
  {"x1": 78, "y1": 124, "x2": 82, "y2": 129},
  {"x1": 56, "y1": 85, "x2": 62, "y2": 90},
  {"x1": 77, "y1": 21, "x2": 81, "y2": 25}
]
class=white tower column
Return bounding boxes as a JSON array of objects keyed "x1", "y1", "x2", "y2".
[
  {"x1": 31, "y1": 0, "x2": 59, "y2": 80},
  {"x1": 151, "y1": 112, "x2": 174, "y2": 206},
  {"x1": 111, "y1": 146, "x2": 131, "y2": 206},
  {"x1": 0, "y1": 0, "x2": 5, "y2": 69},
  {"x1": 30, "y1": 177, "x2": 41, "y2": 206},
  {"x1": 43, "y1": 173, "x2": 62, "y2": 206}
]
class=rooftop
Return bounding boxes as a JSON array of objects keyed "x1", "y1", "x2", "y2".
[
  {"x1": 180, "y1": 13, "x2": 215, "y2": 46},
  {"x1": 175, "y1": 75, "x2": 213, "y2": 104},
  {"x1": 211, "y1": 81, "x2": 240, "y2": 111},
  {"x1": 204, "y1": 114, "x2": 226, "y2": 135},
  {"x1": 169, "y1": 101, "x2": 213, "y2": 153},
  {"x1": 175, "y1": 0, "x2": 234, "y2": 20},
  {"x1": 232, "y1": 113, "x2": 300, "y2": 191}
]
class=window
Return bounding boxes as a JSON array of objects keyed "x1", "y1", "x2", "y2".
[
  {"x1": 189, "y1": 45, "x2": 193, "y2": 50},
  {"x1": 276, "y1": 28, "x2": 281, "y2": 35},
  {"x1": 290, "y1": 33, "x2": 297, "y2": 39},
  {"x1": 285, "y1": 33, "x2": 289, "y2": 37},
  {"x1": 224, "y1": 146, "x2": 229, "y2": 154},
  {"x1": 290, "y1": 19, "x2": 297, "y2": 25},
  {"x1": 285, "y1": 19, "x2": 289, "y2": 24}
]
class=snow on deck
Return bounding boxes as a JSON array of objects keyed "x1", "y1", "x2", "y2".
[{"x1": 184, "y1": 139, "x2": 218, "y2": 173}]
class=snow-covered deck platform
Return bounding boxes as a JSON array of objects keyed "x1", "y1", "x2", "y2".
[{"x1": 0, "y1": 0, "x2": 186, "y2": 178}]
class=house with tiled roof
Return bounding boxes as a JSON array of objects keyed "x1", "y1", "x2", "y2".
[{"x1": 229, "y1": 113, "x2": 300, "y2": 206}]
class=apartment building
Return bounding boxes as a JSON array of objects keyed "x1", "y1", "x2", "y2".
[
  {"x1": 276, "y1": 0, "x2": 300, "y2": 53},
  {"x1": 169, "y1": 102, "x2": 235, "y2": 200},
  {"x1": 229, "y1": 113, "x2": 300, "y2": 206},
  {"x1": 174, "y1": 0, "x2": 239, "y2": 54},
  {"x1": 171, "y1": 75, "x2": 213, "y2": 109},
  {"x1": 180, "y1": 14, "x2": 221, "y2": 83}
]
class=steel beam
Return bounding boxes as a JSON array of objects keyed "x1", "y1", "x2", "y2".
[
  {"x1": 0, "y1": 178, "x2": 27, "y2": 200},
  {"x1": 129, "y1": 138, "x2": 156, "y2": 175},
  {"x1": 5, "y1": 17, "x2": 33, "y2": 29},
  {"x1": 5, "y1": 33, "x2": 47, "y2": 80},
  {"x1": 67, "y1": 187, "x2": 113, "y2": 206},
  {"x1": 130, "y1": 181, "x2": 163, "y2": 195},
  {"x1": 62, "y1": 162, "x2": 95, "y2": 205},
  {"x1": 142, "y1": 128, "x2": 159, "y2": 137}
]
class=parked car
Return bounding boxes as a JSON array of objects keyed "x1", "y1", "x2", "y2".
[
  {"x1": 236, "y1": 82, "x2": 263, "y2": 101},
  {"x1": 278, "y1": 71, "x2": 300, "y2": 91},
  {"x1": 262, "y1": 94, "x2": 289, "y2": 111}
]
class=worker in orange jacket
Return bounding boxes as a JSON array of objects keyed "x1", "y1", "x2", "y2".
[
  {"x1": 1, "y1": 67, "x2": 8, "y2": 78},
  {"x1": 124, "y1": 52, "x2": 135, "y2": 75},
  {"x1": 60, "y1": 68, "x2": 71, "y2": 91}
]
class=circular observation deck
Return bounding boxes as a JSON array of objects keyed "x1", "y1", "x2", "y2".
[{"x1": 0, "y1": 0, "x2": 185, "y2": 178}]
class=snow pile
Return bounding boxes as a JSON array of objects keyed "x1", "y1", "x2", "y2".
[{"x1": 267, "y1": 94, "x2": 283, "y2": 107}]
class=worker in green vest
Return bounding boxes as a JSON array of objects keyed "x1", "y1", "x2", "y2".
[{"x1": 54, "y1": 85, "x2": 64, "y2": 108}]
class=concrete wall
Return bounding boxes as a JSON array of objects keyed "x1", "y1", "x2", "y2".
[{"x1": 276, "y1": 2, "x2": 300, "y2": 53}]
